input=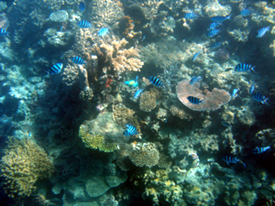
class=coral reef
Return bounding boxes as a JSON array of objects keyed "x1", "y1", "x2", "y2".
[
  {"x1": 176, "y1": 79, "x2": 231, "y2": 111},
  {"x1": 0, "y1": 137, "x2": 54, "y2": 199}
]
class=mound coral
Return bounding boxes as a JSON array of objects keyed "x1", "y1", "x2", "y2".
[
  {"x1": 129, "y1": 142, "x2": 159, "y2": 167},
  {"x1": 139, "y1": 88, "x2": 160, "y2": 112},
  {"x1": 79, "y1": 125, "x2": 118, "y2": 153},
  {"x1": 176, "y1": 79, "x2": 231, "y2": 111},
  {"x1": 0, "y1": 137, "x2": 54, "y2": 199}
]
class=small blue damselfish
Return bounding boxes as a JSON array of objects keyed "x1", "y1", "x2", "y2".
[
  {"x1": 184, "y1": 12, "x2": 198, "y2": 19},
  {"x1": 148, "y1": 76, "x2": 165, "y2": 87},
  {"x1": 190, "y1": 76, "x2": 202, "y2": 85},
  {"x1": 134, "y1": 89, "x2": 144, "y2": 99},
  {"x1": 78, "y1": 20, "x2": 91, "y2": 28},
  {"x1": 123, "y1": 124, "x2": 138, "y2": 136},
  {"x1": 210, "y1": 14, "x2": 231, "y2": 22},
  {"x1": 98, "y1": 27, "x2": 109, "y2": 37},
  {"x1": 71, "y1": 56, "x2": 86, "y2": 64}
]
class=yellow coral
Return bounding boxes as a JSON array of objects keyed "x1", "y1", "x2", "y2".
[
  {"x1": 0, "y1": 137, "x2": 54, "y2": 199},
  {"x1": 79, "y1": 125, "x2": 118, "y2": 153}
]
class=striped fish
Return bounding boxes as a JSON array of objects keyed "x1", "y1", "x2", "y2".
[
  {"x1": 209, "y1": 22, "x2": 222, "y2": 30},
  {"x1": 71, "y1": 56, "x2": 86, "y2": 64},
  {"x1": 207, "y1": 29, "x2": 220, "y2": 37},
  {"x1": 222, "y1": 156, "x2": 246, "y2": 167},
  {"x1": 234, "y1": 63, "x2": 255, "y2": 72},
  {"x1": 78, "y1": 20, "x2": 91, "y2": 28},
  {"x1": 48, "y1": 63, "x2": 63, "y2": 74},
  {"x1": 148, "y1": 76, "x2": 165, "y2": 87},
  {"x1": 0, "y1": 29, "x2": 9, "y2": 37},
  {"x1": 252, "y1": 92, "x2": 269, "y2": 104},
  {"x1": 256, "y1": 26, "x2": 270, "y2": 38},
  {"x1": 123, "y1": 124, "x2": 138, "y2": 136},
  {"x1": 252, "y1": 146, "x2": 270, "y2": 154},
  {"x1": 187, "y1": 96, "x2": 205, "y2": 104}
]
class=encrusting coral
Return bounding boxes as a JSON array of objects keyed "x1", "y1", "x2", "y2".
[
  {"x1": 139, "y1": 88, "x2": 161, "y2": 112},
  {"x1": 0, "y1": 137, "x2": 54, "y2": 199},
  {"x1": 176, "y1": 79, "x2": 231, "y2": 111}
]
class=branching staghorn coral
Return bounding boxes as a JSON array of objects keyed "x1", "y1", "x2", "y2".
[
  {"x1": 92, "y1": 37, "x2": 144, "y2": 74},
  {"x1": 0, "y1": 137, "x2": 54, "y2": 199},
  {"x1": 176, "y1": 79, "x2": 231, "y2": 111}
]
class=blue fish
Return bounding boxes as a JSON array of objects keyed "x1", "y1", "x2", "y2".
[
  {"x1": 125, "y1": 76, "x2": 138, "y2": 87},
  {"x1": 192, "y1": 52, "x2": 201, "y2": 61},
  {"x1": 187, "y1": 96, "x2": 205, "y2": 104},
  {"x1": 123, "y1": 124, "x2": 138, "y2": 136},
  {"x1": 79, "y1": 2, "x2": 86, "y2": 11},
  {"x1": 190, "y1": 76, "x2": 202, "y2": 85},
  {"x1": 71, "y1": 56, "x2": 86, "y2": 64},
  {"x1": 184, "y1": 12, "x2": 198, "y2": 19},
  {"x1": 231, "y1": 89, "x2": 239, "y2": 98},
  {"x1": 207, "y1": 29, "x2": 220, "y2": 37},
  {"x1": 249, "y1": 83, "x2": 255, "y2": 94},
  {"x1": 209, "y1": 22, "x2": 222, "y2": 30},
  {"x1": 134, "y1": 89, "x2": 144, "y2": 99},
  {"x1": 98, "y1": 27, "x2": 109, "y2": 37},
  {"x1": 78, "y1": 20, "x2": 91, "y2": 28},
  {"x1": 222, "y1": 156, "x2": 246, "y2": 167},
  {"x1": 256, "y1": 26, "x2": 270, "y2": 38},
  {"x1": 148, "y1": 76, "x2": 165, "y2": 87},
  {"x1": 210, "y1": 15, "x2": 231, "y2": 22},
  {"x1": 48, "y1": 63, "x2": 63, "y2": 75},
  {"x1": 252, "y1": 92, "x2": 269, "y2": 104},
  {"x1": 240, "y1": 9, "x2": 251, "y2": 16},
  {"x1": 252, "y1": 146, "x2": 271, "y2": 154},
  {"x1": 0, "y1": 28, "x2": 9, "y2": 37},
  {"x1": 235, "y1": 63, "x2": 255, "y2": 72}
]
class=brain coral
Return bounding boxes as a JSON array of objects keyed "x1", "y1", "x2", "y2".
[
  {"x1": 176, "y1": 79, "x2": 231, "y2": 111},
  {"x1": 0, "y1": 137, "x2": 54, "y2": 199},
  {"x1": 129, "y1": 143, "x2": 159, "y2": 167}
]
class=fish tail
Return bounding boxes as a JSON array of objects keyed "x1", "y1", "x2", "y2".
[{"x1": 239, "y1": 160, "x2": 246, "y2": 167}]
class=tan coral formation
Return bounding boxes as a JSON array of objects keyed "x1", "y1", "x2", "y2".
[
  {"x1": 176, "y1": 79, "x2": 231, "y2": 111},
  {"x1": 139, "y1": 88, "x2": 161, "y2": 112},
  {"x1": 0, "y1": 137, "x2": 54, "y2": 199},
  {"x1": 93, "y1": 37, "x2": 144, "y2": 74}
]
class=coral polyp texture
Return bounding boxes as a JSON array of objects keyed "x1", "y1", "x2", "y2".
[
  {"x1": 0, "y1": 137, "x2": 54, "y2": 199},
  {"x1": 176, "y1": 79, "x2": 231, "y2": 111}
]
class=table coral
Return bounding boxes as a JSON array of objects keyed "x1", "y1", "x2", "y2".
[
  {"x1": 176, "y1": 79, "x2": 231, "y2": 111},
  {"x1": 0, "y1": 137, "x2": 54, "y2": 199}
]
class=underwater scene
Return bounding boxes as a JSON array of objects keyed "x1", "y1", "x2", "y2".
[{"x1": 1, "y1": 0, "x2": 275, "y2": 205}]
